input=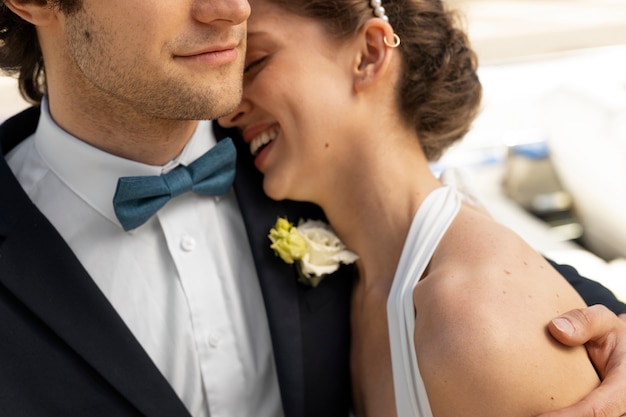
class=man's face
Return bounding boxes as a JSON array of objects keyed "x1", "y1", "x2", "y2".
[{"x1": 57, "y1": 0, "x2": 250, "y2": 120}]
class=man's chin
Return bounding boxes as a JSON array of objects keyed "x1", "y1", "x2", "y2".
[
  {"x1": 164, "y1": 87, "x2": 243, "y2": 121},
  {"x1": 209, "y1": 85, "x2": 244, "y2": 119}
]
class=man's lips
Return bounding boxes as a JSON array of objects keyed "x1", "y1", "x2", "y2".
[
  {"x1": 175, "y1": 43, "x2": 240, "y2": 64},
  {"x1": 177, "y1": 43, "x2": 238, "y2": 56}
]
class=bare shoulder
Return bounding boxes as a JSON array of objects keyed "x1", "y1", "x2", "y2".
[
  {"x1": 412, "y1": 205, "x2": 599, "y2": 417},
  {"x1": 414, "y1": 205, "x2": 582, "y2": 322}
]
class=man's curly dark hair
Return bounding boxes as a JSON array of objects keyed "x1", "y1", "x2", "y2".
[{"x1": 0, "y1": 0, "x2": 82, "y2": 104}]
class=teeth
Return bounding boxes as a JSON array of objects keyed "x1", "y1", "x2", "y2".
[{"x1": 250, "y1": 127, "x2": 278, "y2": 156}]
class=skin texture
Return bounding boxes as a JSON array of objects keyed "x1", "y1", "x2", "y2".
[
  {"x1": 219, "y1": 0, "x2": 601, "y2": 415},
  {"x1": 6, "y1": 0, "x2": 250, "y2": 164}
]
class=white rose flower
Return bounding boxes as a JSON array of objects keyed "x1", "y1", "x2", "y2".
[
  {"x1": 296, "y1": 220, "x2": 359, "y2": 278},
  {"x1": 268, "y1": 217, "x2": 359, "y2": 288}
]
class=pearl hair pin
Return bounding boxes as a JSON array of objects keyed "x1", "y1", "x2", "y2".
[
  {"x1": 369, "y1": 0, "x2": 401, "y2": 47},
  {"x1": 370, "y1": 0, "x2": 389, "y2": 22}
]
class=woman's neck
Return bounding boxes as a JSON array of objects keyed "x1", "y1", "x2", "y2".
[{"x1": 318, "y1": 138, "x2": 442, "y2": 289}]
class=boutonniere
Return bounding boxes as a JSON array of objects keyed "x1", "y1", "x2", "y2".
[{"x1": 268, "y1": 217, "x2": 359, "y2": 288}]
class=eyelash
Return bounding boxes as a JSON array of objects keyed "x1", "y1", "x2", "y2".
[{"x1": 244, "y1": 57, "x2": 267, "y2": 74}]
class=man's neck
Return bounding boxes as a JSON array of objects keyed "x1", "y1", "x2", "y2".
[{"x1": 46, "y1": 94, "x2": 201, "y2": 166}]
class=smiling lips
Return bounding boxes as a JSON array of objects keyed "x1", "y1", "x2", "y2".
[
  {"x1": 175, "y1": 43, "x2": 240, "y2": 65},
  {"x1": 249, "y1": 126, "x2": 278, "y2": 155}
]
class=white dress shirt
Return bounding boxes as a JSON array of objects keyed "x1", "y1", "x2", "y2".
[{"x1": 7, "y1": 99, "x2": 284, "y2": 417}]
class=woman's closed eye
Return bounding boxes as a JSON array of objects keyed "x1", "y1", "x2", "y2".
[{"x1": 244, "y1": 56, "x2": 268, "y2": 75}]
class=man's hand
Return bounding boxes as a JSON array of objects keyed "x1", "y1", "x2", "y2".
[{"x1": 537, "y1": 304, "x2": 626, "y2": 417}]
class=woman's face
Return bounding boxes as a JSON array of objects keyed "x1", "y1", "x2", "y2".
[{"x1": 219, "y1": 0, "x2": 358, "y2": 203}]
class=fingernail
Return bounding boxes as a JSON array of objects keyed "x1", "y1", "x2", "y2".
[{"x1": 552, "y1": 317, "x2": 575, "y2": 336}]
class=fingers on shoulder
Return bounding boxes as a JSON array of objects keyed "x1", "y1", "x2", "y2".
[{"x1": 565, "y1": 305, "x2": 624, "y2": 336}]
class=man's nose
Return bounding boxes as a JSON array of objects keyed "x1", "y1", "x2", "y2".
[{"x1": 192, "y1": 0, "x2": 251, "y2": 26}]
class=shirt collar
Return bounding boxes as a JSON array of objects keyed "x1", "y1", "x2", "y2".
[{"x1": 34, "y1": 98, "x2": 217, "y2": 228}]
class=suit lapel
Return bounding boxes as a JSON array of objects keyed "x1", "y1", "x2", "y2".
[
  {"x1": 215, "y1": 122, "x2": 355, "y2": 417},
  {"x1": 215, "y1": 121, "x2": 309, "y2": 417},
  {"x1": 0, "y1": 108, "x2": 191, "y2": 417}
]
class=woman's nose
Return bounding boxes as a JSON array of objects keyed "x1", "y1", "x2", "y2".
[{"x1": 218, "y1": 99, "x2": 250, "y2": 128}]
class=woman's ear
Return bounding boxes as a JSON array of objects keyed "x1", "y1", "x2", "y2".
[
  {"x1": 4, "y1": 0, "x2": 57, "y2": 26},
  {"x1": 353, "y1": 18, "x2": 399, "y2": 92}
]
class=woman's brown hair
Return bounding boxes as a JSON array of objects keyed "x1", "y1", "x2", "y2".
[{"x1": 263, "y1": 0, "x2": 482, "y2": 160}]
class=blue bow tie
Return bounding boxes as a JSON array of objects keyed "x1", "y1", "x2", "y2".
[{"x1": 113, "y1": 137, "x2": 237, "y2": 231}]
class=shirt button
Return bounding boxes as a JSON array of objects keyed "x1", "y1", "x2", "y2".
[
  {"x1": 180, "y1": 236, "x2": 196, "y2": 252},
  {"x1": 209, "y1": 334, "x2": 221, "y2": 348}
]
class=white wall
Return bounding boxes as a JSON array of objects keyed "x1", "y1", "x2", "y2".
[{"x1": 0, "y1": 76, "x2": 30, "y2": 122}]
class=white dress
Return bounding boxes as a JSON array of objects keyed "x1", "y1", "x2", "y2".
[{"x1": 387, "y1": 185, "x2": 462, "y2": 417}]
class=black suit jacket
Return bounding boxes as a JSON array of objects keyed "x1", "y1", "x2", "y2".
[{"x1": 0, "y1": 107, "x2": 353, "y2": 417}]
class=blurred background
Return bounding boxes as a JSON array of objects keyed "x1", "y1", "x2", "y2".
[
  {"x1": 2, "y1": 0, "x2": 626, "y2": 299},
  {"x1": 440, "y1": 0, "x2": 626, "y2": 300}
]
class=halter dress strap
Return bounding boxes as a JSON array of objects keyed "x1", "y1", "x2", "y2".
[{"x1": 387, "y1": 185, "x2": 462, "y2": 417}]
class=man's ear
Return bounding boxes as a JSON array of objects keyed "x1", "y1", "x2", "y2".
[
  {"x1": 353, "y1": 19, "x2": 399, "y2": 92},
  {"x1": 4, "y1": 0, "x2": 57, "y2": 26}
]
